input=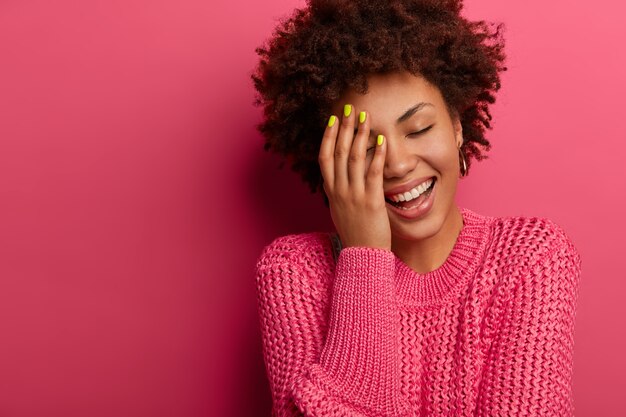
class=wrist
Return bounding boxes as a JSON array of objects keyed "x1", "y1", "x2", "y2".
[{"x1": 341, "y1": 240, "x2": 391, "y2": 251}]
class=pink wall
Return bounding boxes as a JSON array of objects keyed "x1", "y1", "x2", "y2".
[{"x1": 0, "y1": 0, "x2": 623, "y2": 416}]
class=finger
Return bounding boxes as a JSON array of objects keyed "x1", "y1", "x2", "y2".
[
  {"x1": 333, "y1": 104, "x2": 355, "y2": 190},
  {"x1": 318, "y1": 114, "x2": 339, "y2": 190},
  {"x1": 347, "y1": 110, "x2": 369, "y2": 189},
  {"x1": 365, "y1": 134, "x2": 386, "y2": 194}
]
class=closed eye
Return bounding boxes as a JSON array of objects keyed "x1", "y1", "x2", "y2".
[
  {"x1": 407, "y1": 125, "x2": 434, "y2": 137},
  {"x1": 366, "y1": 125, "x2": 435, "y2": 152}
]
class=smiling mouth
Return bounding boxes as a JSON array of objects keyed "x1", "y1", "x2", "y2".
[{"x1": 385, "y1": 177, "x2": 436, "y2": 209}]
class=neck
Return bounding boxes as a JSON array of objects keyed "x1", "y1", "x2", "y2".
[{"x1": 391, "y1": 204, "x2": 464, "y2": 274}]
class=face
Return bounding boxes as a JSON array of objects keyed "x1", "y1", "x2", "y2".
[{"x1": 331, "y1": 71, "x2": 464, "y2": 243}]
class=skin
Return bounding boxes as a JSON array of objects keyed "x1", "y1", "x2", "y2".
[{"x1": 320, "y1": 71, "x2": 465, "y2": 274}]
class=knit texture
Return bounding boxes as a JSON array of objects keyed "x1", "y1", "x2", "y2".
[{"x1": 255, "y1": 207, "x2": 582, "y2": 416}]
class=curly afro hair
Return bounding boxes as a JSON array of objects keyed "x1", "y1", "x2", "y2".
[{"x1": 252, "y1": 0, "x2": 507, "y2": 200}]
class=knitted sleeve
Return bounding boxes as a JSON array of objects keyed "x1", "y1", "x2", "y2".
[
  {"x1": 255, "y1": 238, "x2": 411, "y2": 417},
  {"x1": 476, "y1": 223, "x2": 582, "y2": 416}
]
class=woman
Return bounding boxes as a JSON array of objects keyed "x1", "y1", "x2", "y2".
[{"x1": 252, "y1": 0, "x2": 582, "y2": 416}]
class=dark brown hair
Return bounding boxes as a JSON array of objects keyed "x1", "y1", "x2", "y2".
[{"x1": 252, "y1": 0, "x2": 507, "y2": 198}]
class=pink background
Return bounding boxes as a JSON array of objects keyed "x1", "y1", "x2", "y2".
[{"x1": 0, "y1": 0, "x2": 624, "y2": 416}]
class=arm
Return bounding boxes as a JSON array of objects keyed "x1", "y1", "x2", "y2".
[
  {"x1": 255, "y1": 240, "x2": 411, "y2": 417},
  {"x1": 476, "y1": 232, "x2": 582, "y2": 416}
]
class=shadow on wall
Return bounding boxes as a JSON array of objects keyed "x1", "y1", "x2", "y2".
[
  {"x1": 241, "y1": 142, "x2": 333, "y2": 415},
  {"x1": 241, "y1": 324, "x2": 273, "y2": 416},
  {"x1": 247, "y1": 147, "x2": 334, "y2": 241}
]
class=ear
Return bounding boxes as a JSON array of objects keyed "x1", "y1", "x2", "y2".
[{"x1": 452, "y1": 113, "x2": 463, "y2": 148}]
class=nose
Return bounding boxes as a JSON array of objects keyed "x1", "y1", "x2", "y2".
[{"x1": 383, "y1": 136, "x2": 417, "y2": 179}]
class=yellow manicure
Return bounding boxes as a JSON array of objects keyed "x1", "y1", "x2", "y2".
[
  {"x1": 359, "y1": 111, "x2": 366, "y2": 124},
  {"x1": 377, "y1": 134, "x2": 384, "y2": 146},
  {"x1": 328, "y1": 115, "x2": 337, "y2": 127},
  {"x1": 344, "y1": 104, "x2": 352, "y2": 117}
]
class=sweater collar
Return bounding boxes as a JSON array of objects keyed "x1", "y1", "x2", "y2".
[{"x1": 393, "y1": 207, "x2": 493, "y2": 308}]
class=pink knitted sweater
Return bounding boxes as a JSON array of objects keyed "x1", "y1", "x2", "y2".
[{"x1": 255, "y1": 207, "x2": 582, "y2": 416}]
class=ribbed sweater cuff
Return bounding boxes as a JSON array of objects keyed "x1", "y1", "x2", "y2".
[{"x1": 296, "y1": 247, "x2": 409, "y2": 416}]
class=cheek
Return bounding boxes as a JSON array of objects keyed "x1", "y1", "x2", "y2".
[
  {"x1": 437, "y1": 129, "x2": 461, "y2": 160},
  {"x1": 417, "y1": 139, "x2": 458, "y2": 170}
]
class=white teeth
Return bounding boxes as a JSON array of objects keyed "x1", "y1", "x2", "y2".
[{"x1": 390, "y1": 178, "x2": 433, "y2": 203}]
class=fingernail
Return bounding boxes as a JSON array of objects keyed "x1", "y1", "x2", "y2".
[
  {"x1": 344, "y1": 104, "x2": 352, "y2": 117},
  {"x1": 359, "y1": 111, "x2": 366, "y2": 124},
  {"x1": 328, "y1": 115, "x2": 337, "y2": 127},
  {"x1": 377, "y1": 134, "x2": 384, "y2": 146}
]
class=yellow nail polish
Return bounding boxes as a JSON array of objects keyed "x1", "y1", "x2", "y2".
[
  {"x1": 377, "y1": 134, "x2": 384, "y2": 146},
  {"x1": 344, "y1": 104, "x2": 352, "y2": 117},
  {"x1": 328, "y1": 115, "x2": 337, "y2": 127},
  {"x1": 359, "y1": 111, "x2": 366, "y2": 124}
]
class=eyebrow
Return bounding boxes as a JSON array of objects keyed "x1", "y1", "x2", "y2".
[{"x1": 397, "y1": 102, "x2": 434, "y2": 124}]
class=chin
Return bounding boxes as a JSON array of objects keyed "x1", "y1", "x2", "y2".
[{"x1": 389, "y1": 209, "x2": 446, "y2": 242}]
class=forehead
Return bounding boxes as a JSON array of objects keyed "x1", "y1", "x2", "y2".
[{"x1": 337, "y1": 71, "x2": 444, "y2": 117}]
